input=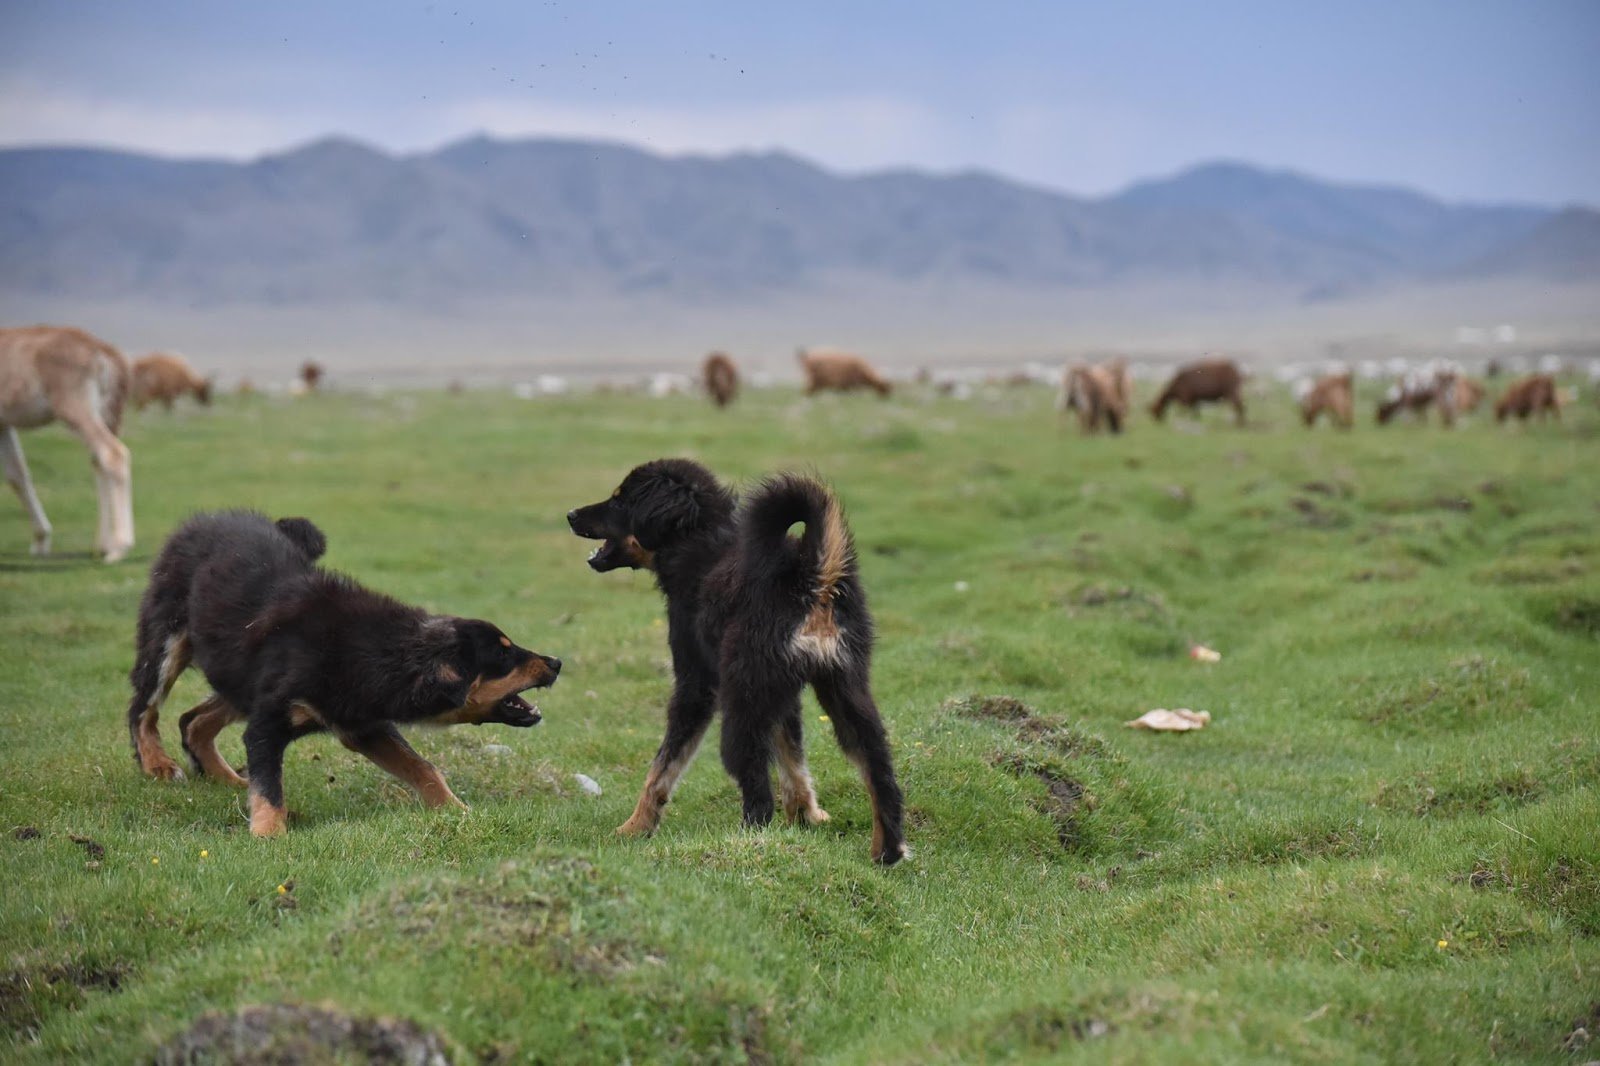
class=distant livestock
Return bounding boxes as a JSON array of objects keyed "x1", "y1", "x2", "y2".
[
  {"x1": 1377, "y1": 361, "x2": 1478, "y2": 427},
  {"x1": 797, "y1": 348, "x2": 892, "y2": 397},
  {"x1": 132, "y1": 353, "x2": 212, "y2": 410},
  {"x1": 1299, "y1": 371, "x2": 1353, "y2": 429},
  {"x1": 0, "y1": 326, "x2": 134, "y2": 561},
  {"x1": 296, "y1": 360, "x2": 325, "y2": 395},
  {"x1": 703, "y1": 352, "x2": 739, "y2": 408},
  {"x1": 1058, "y1": 357, "x2": 1131, "y2": 433},
  {"x1": 1495, "y1": 373, "x2": 1561, "y2": 423},
  {"x1": 1149, "y1": 359, "x2": 1245, "y2": 425}
]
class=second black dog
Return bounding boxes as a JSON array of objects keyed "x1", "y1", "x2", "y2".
[{"x1": 568, "y1": 459, "x2": 906, "y2": 864}]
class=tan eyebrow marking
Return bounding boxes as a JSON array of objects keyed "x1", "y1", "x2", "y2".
[{"x1": 499, "y1": 636, "x2": 511, "y2": 647}]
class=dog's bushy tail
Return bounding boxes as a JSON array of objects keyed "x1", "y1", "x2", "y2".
[
  {"x1": 740, "y1": 474, "x2": 852, "y2": 608},
  {"x1": 274, "y1": 516, "x2": 328, "y2": 561}
]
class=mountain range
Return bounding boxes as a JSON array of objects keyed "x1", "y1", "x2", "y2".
[{"x1": 1, "y1": 136, "x2": 1595, "y2": 307}]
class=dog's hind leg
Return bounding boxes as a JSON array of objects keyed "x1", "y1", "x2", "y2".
[
  {"x1": 618, "y1": 677, "x2": 716, "y2": 837},
  {"x1": 178, "y1": 695, "x2": 247, "y2": 786},
  {"x1": 126, "y1": 628, "x2": 190, "y2": 780},
  {"x1": 718, "y1": 678, "x2": 782, "y2": 829},
  {"x1": 339, "y1": 725, "x2": 466, "y2": 810},
  {"x1": 814, "y1": 670, "x2": 907, "y2": 865},
  {"x1": 775, "y1": 700, "x2": 829, "y2": 826}
]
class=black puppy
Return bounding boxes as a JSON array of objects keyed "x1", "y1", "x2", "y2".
[
  {"x1": 127, "y1": 510, "x2": 561, "y2": 836},
  {"x1": 568, "y1": 459, "x2": 906, "y2": 864}
]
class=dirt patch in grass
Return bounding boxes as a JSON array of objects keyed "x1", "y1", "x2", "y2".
[
  {"x1": 347, "y1": 860, "x2": 641, "y2": 978},
  {"x1": 946, "y1": 694, "x2": 1033, "y2": 722},
  {"x1": 1561, "y1": 1001, "x2": 1600, "y2": 1056},
  {"x1": 68, "y1": 834, "x2": 105, "y2": 860},
  {"x1": 1289, "y1": 496, "x2": 1348, "y2": 528},
  {"x1": 1362, "y1": 657, "x2": 1531, "y2": 730},
  {"x1": 10, "y1": 826, "x2": 40, "y2": 841},
  {"x1": 986, "y1": 1006, "x2": 1113, "y2": 1052},
  {"x1": 1374, "y1": 768, "x2": 1544, "y2": 818},
  {"x1": 993, "y1": 754, "x2": 1089, "y2": 852},
  {"x1": 0, "y1": 959, "x2": 131, "y2": 1037},
  {"x1": 1476, "y1": 556, "x2": 1585, "y2": 585},
  {"x1": 949, "y1": 693, "x2": 1174, "y2": 858},
  {"x1": 1349, "y1": 562, "x2": 1419, "y2": 583},
  {"x1": 1546, "y1": 595, "x2": 1600, "y2": 637},
  {"x1": 153, "y1": 1003, "x2": 455, "y2": 1065},
  {"x1": 1219, "y1": 821, "x2": 1374, "y2": 867}
]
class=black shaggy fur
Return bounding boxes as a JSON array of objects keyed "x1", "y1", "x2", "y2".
[
  {"x1": 126, "y1": 510, "x2": 562, "y2": 834},
  {"x1": 567, "y1": 459, "x2": 907, "y2": 864}
]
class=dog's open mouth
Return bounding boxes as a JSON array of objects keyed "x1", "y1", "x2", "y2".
[
  {"x1": 586, "y1": 538, "x2": 627, "y2": 572},
  {"x1": 486, "y1": 682, "x2": 545, "y2": 727}
]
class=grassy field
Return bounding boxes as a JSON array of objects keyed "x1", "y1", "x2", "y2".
[{"x1": 1, "y1": 380, "x2": 1597, "y2": 1063}]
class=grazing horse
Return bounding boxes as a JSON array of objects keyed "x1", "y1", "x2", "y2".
[{"x1": 0, "y1": 326, "x2": 134, "y2": 561}]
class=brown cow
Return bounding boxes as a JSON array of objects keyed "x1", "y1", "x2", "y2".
[
  {"x1": 702, "y1": 352, "x2": 739, "y2": 408},
  {"x1": 1299, "y1": 372, "x2": 1353, "y2": 429},
  {"x1": 1058, "y1": 357, "x2": 1131, "y2": 434},
  {"x1": 1150, "y1": 359, "x2": 1245, "y2": 425},
  {"x1": 797, "y1": 348, "x2": 892, "y2": 397},
  {"x1": 132, "y1": 353, "x2": 212, "y2": 410},
  {"x1": 1495, "y1": 373, "x2": 1560, "y2": 423}
]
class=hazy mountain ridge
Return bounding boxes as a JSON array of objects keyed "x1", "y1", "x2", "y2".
[{"x1": 1, "y1": 136, "x2": 1593, "y2": 306}]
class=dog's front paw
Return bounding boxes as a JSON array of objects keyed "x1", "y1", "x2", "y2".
[
  {"x1": 143, "y1": 758, "x2": 185, "y2": 782},
  {"x1": 872, "y1": 840, "x2": 909, "y2": 866},
  {"x1": 615, "y1": 816, "x2": 656, "y2": 837}
]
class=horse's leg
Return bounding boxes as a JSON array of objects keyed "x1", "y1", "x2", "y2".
[{"x1": 0, "y1": 426, "x2": 52, "y2": 554}]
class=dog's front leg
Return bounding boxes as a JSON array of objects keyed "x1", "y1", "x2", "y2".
[
  {"x1": 242, "y1": 713, "x2": 293, "y2": 837},
  {"x1": 340, "y1": 725, "x2": 466, "y2": 809},
  {"x1": 619, "y1": 676, "x2": 715, "y2": 836}
]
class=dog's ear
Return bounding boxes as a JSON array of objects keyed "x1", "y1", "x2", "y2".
[
  {"x1": 413, "y1": 620, "x2": 476, "y2": 713},
  {"x1": 630, "y1": 474, "x2": 702, "y2": 551}
]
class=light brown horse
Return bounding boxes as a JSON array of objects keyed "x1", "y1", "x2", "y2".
[{"x1": 0, "y1": 326, "x2": 134, "y2": 561}]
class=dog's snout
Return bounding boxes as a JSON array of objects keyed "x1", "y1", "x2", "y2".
[
  {"x1": 546, "y1": 656, "x2": 562, "y2": 675},
  {"x1": 566, "y1": 510, "x2": 579, "y2": 528}
]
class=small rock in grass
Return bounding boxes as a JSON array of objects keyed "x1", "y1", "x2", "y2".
[
  {"x1": 573, "y1": 773, "x2": 603, "y2": 797},
  {"x1": 483, "y1": 744, "x2": 513, "y2": 757}
]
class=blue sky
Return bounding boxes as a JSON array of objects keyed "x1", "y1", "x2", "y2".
[{"x1": 1, "y1": 1, "x2": 1595, "y2": 204}]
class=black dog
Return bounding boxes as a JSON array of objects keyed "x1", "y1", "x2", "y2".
[
  {"x1": 127, "y1": 510, "x2": 561, "y2": 836},
  {"x1": 568, "y1": 459, "x2": 906, "y2": 864}
]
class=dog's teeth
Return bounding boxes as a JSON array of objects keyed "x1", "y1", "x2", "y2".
[{"x1": 588, "y1": 547, "x2": 600, "y2": 561}]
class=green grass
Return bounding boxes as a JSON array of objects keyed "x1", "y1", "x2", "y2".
[{"x1": 1, "y1": 383, "x2": 1597, "y2": 1063}]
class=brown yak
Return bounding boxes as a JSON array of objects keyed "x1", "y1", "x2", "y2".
[
  {"x1": 1058, "y1": 357, "x2": 1131, "y2": 433},
  {"x1": 132, "y1": 352, "x2": 213, "y2": 410},
  {"x1": 703, "y1": 351, "x2": 739, "y2": 408},
  {"x1": 1299, "y1": 372, "x2": 1353, "y2": 429},
  {"x1": 1150, "y1": 359, "x2": 1245, "y2": 425},
  {"x1": 797, "y1": 347, "x2": 892, "y2": 397},
  {"x1": 1495, "y1": 373, "x2": 1561, "y2": 422}
]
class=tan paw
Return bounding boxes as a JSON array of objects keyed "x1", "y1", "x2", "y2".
[
  {"x1": 143, "y1": 758, "x2": 185, "y2": 782},
  {"x1": 803, "y1": 806, "x2": 831, "y2": 825},
  {"x1": 615, "y1": 816, "x2": 656, "y2": 837}
]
